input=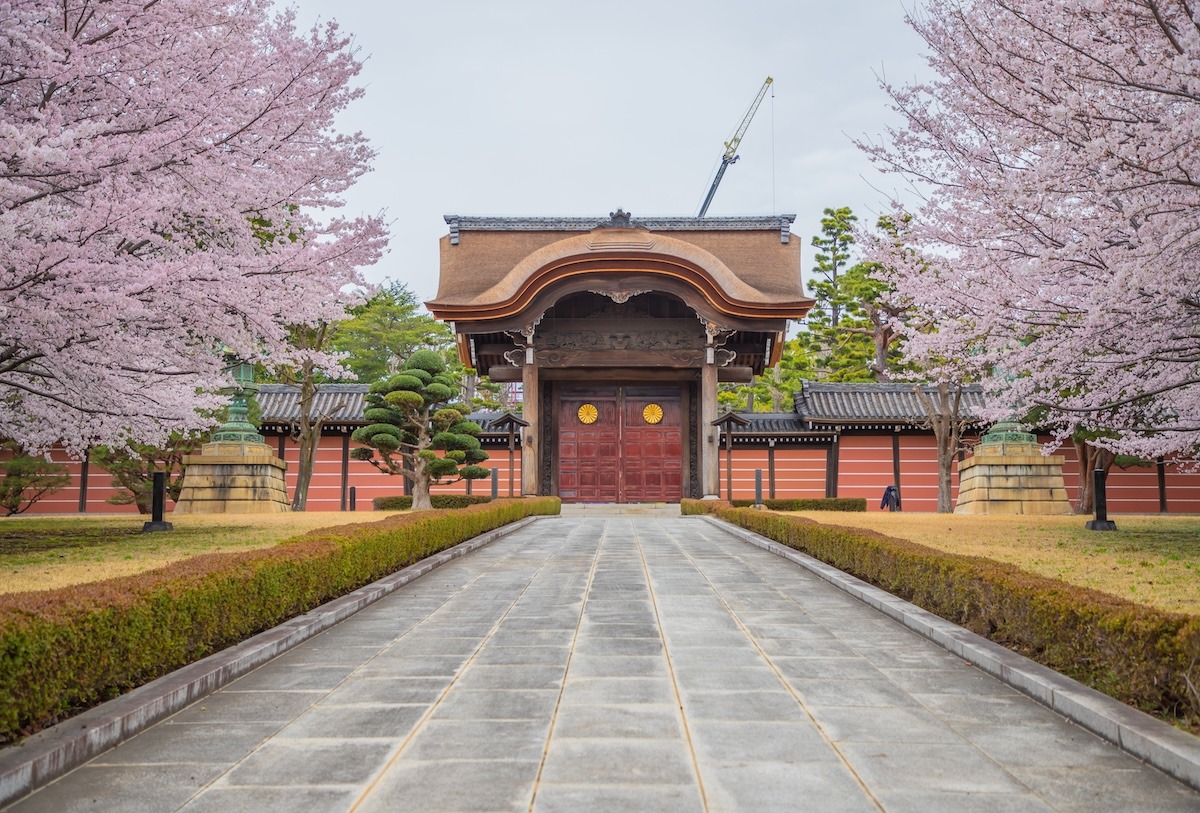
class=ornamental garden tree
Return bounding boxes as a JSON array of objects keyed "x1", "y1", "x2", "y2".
[{"x1": 350, "y1": 351, "x2": 490, "y2": 510}]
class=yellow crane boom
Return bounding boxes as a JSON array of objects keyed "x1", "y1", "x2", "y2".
[{"x1": 697, "y1": 76, "x2": 774, "y2": 217}]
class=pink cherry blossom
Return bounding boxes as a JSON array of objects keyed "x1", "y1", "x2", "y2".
[
  {"x1": 859, "y1": 0, "x2": 1200, "y2": 459},
  {"x1": 1, "y1": 0, "x2": 387, "y2": 455}
]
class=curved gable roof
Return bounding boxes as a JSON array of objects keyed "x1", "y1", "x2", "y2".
[{"x1": 427, "y1": 214, "x2": 812, "y2": 325}]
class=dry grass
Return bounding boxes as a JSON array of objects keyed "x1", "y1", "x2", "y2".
[
  {"x1": 0, "y1": 512, "x2": 401, "y2": 594},
  {"x1": 5, "y1": 511, "x2": 1199, "y2": 616},
  {"x1": 791, "y1": 512, "x2": 1200, "y2": 616}
]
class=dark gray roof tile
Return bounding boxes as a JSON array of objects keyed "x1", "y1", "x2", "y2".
[
  {"x1": 257, "y1": 384, "x2": 369, "y2": 425},
  {"x1": 793, "y1": 381, "x2": 987, "y2": 424}
]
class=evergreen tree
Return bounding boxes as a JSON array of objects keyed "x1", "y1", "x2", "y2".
[
  {"x1": 350, "y1": 350, "x2": 490, "y2": 510},
  {"x1": 719, "y1": 337, "x2": 815, "y2": 412},
  {"x1": 801, "y1": 207, "x2": 874, "y2": 381},
  {"x1": 0, "y1": 442, "x2": 70, "y2": 516},
  {"x1": 331, "y1": 282, "x2": 454, "y2": 383},
  {"x1": 802, "y1": 208, "x2": 911, "y2": 383},
  {"x1": 91, "y1": 434, "x2": 204, "y2": 514}
]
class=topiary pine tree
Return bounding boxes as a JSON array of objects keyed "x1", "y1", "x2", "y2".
[{"x1": 350, "y1": 349, "x2": 490, "y2": 510}]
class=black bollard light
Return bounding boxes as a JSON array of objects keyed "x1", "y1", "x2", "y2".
[
  {"x1": 349, "y1": 486, "x2": 357, "y2": 512},
  {"x1": 141, "y1": 471, "x2": 174, "y2": 533},
  {"x1": 1085, "y1": 467, "x2": 1117, "y2": 531}
]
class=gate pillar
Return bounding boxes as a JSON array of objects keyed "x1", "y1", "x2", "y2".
[
  {"x1": 701, "y1": 351, "x2": 720, "y2": 498},
  {"x1": 521, "y1": 344, "x2": 540, "y2": 496}
]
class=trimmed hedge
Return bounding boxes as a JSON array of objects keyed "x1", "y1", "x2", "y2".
[
  {"x1": 683, "y1": 498, "x2": 867, "y2": 512},
  {"x1": 372, "y1": 494, "x2": 494, "y2": 510},
  {"x1": 0, "y1": 498, "x2": 560, "y2": 744},
  {"x1": 703, "y1": 505, "x2": 1200, "y2": 731},
  {"x1": 729, "y1": 497, "x2": 867, "y2": 512}
]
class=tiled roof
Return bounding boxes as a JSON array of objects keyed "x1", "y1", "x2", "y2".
[
  {"x1": 793, "y1": 381, "x2": 987, "y2": 425},
  {"x1": 257, "y1": 384, "x2": 369, "y2": 425},
  {"x1": 728, "y1": 413, "x2": 808, "y2": 433},
  {"x1": 464, "y1": 411, "x2": 528, "y2": 436},
  {"x1": 255, "y1": 382, "x2": 988, "y2": 432},
  {"x1": 445, "y1": 213, "x2": 796, "y2": 236},
  {"x1": 257, "y1": 386, "x2": 522, "y2": 437}
]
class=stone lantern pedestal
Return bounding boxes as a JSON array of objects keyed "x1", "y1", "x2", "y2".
[
  {"x1": 954, "y1": 422, "x2": 1072, "y2": 515},
  {"x1": 174, "y1": 361, "x2": 290, "y2": 514}
]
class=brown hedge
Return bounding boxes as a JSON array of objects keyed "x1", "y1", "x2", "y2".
[
  {"x1": 700, "y1": 504, "x2": 1200, "y2": 730},
  {"x1": 0, "y1": 498, "x2": 560, "y2": 744}
]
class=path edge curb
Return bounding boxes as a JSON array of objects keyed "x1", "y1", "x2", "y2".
[
  {"x1": 0, "y1": 515, "x2": 549, "y2": 809},
  {"x1": 700, "y1": 515, "x2": 1200, "y2": 792}
]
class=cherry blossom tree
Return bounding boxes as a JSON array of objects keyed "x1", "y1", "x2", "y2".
[
  {"x1": 859, "y1": 0, "x2": 1200, "y2": 458},
  {"x1": 1, "y1": 0, "x2": 387, "y2": 455}
]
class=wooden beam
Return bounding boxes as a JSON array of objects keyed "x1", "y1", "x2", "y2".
[
  {"x1": 540, "y1": 368, "x2": 698, "y2": 382},
  {"x1": 536, "y1": 349, "x2": 706, "y2": 368},
  {"x1": 487, "y1": 365, "x2": 523, "y2": 382},
  {"x1": 717, "y1": 367, "x2": 753, "y2": 383}
]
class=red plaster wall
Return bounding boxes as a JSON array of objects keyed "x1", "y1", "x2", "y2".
[
  {"x1": 717, "y1": 447, "x2": 827, "y2": 501},
  {"x1": 896, "y1": 434, "x2": 952, "y2": 513},
  {"x1": 1055, "y1": 442, "x2": 1199, "y2": 513},
  {"x1": 6, "y1": 433, "x2": 1200, "y2": 514},
  {"x1": 835, "y1": 435, "x2": 896, "y2": 511},
  {"x1": 6, "y1": 448, "x2": 132, "y2": 515}
]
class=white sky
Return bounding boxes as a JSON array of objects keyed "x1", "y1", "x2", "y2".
[{"x1": 285, "y1": 0, "x2": 931, "y2": 304}]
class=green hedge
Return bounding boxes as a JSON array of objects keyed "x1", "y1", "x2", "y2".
[
  {"x1": 729, "y1": 497, "x2": 867, "y2": 512},
  {"x1": 372, "y1": 494, "x2": 494, "y2": 510},
  {"x1": 0, "y1": 498, "x2": 560, "y2": 744},
  {"x1": 705, "y1": 505, "x2": 1200, "y2": 730}
]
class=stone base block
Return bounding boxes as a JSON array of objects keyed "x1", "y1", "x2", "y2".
[
  {"x1": 174, "y1": 499, "x2": 291, "y2": 514},
  {"x1": 955, "y1": 452, "x2": 1073, "y2": 515},
  {"x1": 955, "y1": 498, "x2": 1073, "y2": 515},
  {"x1": 174, "y1": 446, "x2": 290, "y2": 514}
]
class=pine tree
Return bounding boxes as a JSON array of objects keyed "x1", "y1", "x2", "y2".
[{"x1": 351, "y1": 351, "x2": 489, "y2": 510}]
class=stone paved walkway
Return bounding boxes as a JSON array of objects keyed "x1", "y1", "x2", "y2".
[{"x1": 7, "y1": 513, "x2": 1199, "y2": 812}]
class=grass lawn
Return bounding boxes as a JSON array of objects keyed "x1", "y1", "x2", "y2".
[
  {"x1": 4, "y1": 511, "x2": 1198, "y2": 617},
  {"x1": 0, "y1": 512, "x2": 401, "y2": 594},
  {"x1": 792, "y1": 511, "x2": 1200, "y2": 616}
]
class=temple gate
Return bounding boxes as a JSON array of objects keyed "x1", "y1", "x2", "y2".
[{"x1": 426, "y1": 210, "x2": 813, "y2": 502}]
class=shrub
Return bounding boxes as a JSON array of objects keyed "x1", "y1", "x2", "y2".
[
  {"x1": 707, "y1": 505, "x2": 1200, "y2": 731},
  {"x1": 372, "y1": 495, "x2": 493, "y2": 510},
  {"x1": 0, "y1": 443, "x2": 70, "y2": 516},
  {"x1": 0, "y1": 497, "x2": 560, "y2": 743},
  {"x1": 729, "y1": 497, "x2": 867, "y2": 512},
  {"x1": 680, "y1": 498, "x2": 723, "y2": 515}
]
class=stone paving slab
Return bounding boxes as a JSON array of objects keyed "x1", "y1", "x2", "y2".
[{"x1": 4, "y1": 514, "x2": 1200, "y2": 812}]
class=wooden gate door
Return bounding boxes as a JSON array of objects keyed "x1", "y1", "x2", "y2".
[
  {"x1": 558, "y1": 386, "x2": 682, "y2": 503},
  {"x1": 558, "y1": 388, "x2": 620, "y2": 502}
]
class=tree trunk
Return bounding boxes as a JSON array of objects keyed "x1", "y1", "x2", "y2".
[
  {"x1": 1073, "y1": 440, "x2": 1115, "y2": 514},
  {"x1": 410, "y1": 454, "x2": 433, "y2": 510},
  {"x1": 461, "y1": 372, "x2": 477, "y2": 406},
  {"x1": 914, "y1": 382, "x2": 965, "y2": 513},
  {"x1": 874, "y1": 329, "x2": 890, "y2": 382},
  {"x1": 291, "y1": 361, "x2": 320, "y2": 511}
]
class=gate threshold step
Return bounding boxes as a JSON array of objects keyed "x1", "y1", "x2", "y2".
[{"x1": 560, "y1": 503, "x2": 682, "y2": 515}]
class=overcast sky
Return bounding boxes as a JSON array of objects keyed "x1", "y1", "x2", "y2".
[{"x1": 286, "y1": 0, "x2": 931, "y2": 303}]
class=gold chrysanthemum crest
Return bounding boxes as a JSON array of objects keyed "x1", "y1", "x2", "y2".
[{"x1": 577, "y1": 403, "x2": 599, "y2": 424}]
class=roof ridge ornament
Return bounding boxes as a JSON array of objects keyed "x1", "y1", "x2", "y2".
[{"x1": 596, "y1": 208, "x2": 643, "y2": 229}]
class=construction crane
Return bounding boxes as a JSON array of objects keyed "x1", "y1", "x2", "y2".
[{"x1": 697, "y1": 76, "x2": 774, "y2": 217}]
